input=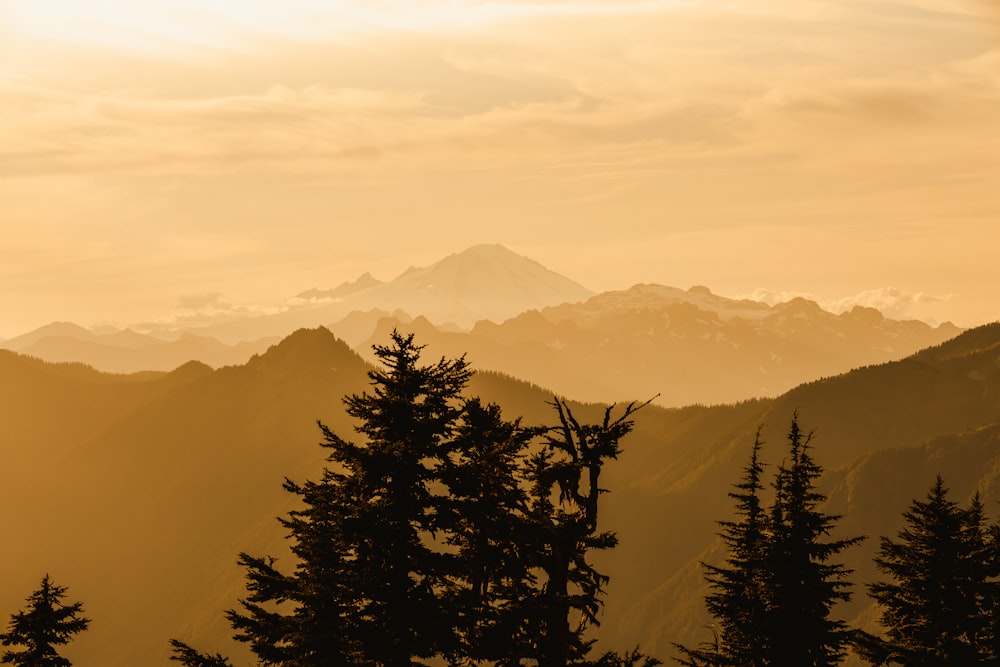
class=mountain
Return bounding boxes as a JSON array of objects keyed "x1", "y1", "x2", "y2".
[
  {"x1": 2, "y1": 324, "x2": 999, "y2": 665},
  {"x1": 601, "y1": 323, "x2": 1000, "y2": 662},
  {"x1": 358, "y1": 283, "x2": 962, "y2": 406},
  {"x1": 1, "y1": 323, "x2": 278, "y2": 374},
  {"x1": 294, "y1": 272, "x2": 383, "y2": 302},
  {"x1": 179, "y1": 244, "x2": 594, "y2": 343},
  {"x1": 1, "y1": 321, "x2": 97, "y2": 349}
]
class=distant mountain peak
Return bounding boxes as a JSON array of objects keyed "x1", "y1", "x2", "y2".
[
  {"x1": 136, "y1": 245, "x2": 595, "y2": 342},
  {"x1": 377, "y1": 244, "x2": 593, "y2": 326},
  {"x1": 295, "y1": 272, "x2": 383, "y2": 302},
  {"x1": 1, "y1": 321, "x2": 96, "y2": 351}
]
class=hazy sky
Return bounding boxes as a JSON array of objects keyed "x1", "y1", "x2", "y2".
[{"x1": 2, "y1": 0, "x2": 998, "y2": 337}]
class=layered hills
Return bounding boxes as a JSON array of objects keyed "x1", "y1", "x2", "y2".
[
  {"x1": 4, "y1": 246, "x2": 959, "y2": 406},
  {"x1": 359, "y1": 284, "x2": 960, "y2": 406},
  {"x1": 2, "y1": 323, "x2": 999, "y2": 665},
  {"x1": 0, "y1": 322, "x2": 278, "y2": 374},
  {"x1": 166, "y1": 244, "x2": 595, "y2": 343}
]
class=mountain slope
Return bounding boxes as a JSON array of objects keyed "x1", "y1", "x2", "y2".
[
  {"x1": 184, "y1": 244, "x2": 594, "y2": 343},
  {"x1": 1, "y1": 324, "x2": 999, "y2": 665},
  {"x1": 602, "y1": 323, "x2": 1000, "y2": 660},
  {"x1": 1, "y1": 324, "x2": 278, "y2": 373},
  {"x1": 359, "y1": 284, "x2": 962, "y2": 406}
]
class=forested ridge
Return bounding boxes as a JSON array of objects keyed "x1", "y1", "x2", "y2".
[{"x1": 3, "y1": 324, "x2": 1000, "y2": 665}]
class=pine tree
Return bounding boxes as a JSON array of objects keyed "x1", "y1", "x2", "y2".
[
  {"x1": 675, "y1": 428, "x2": 770, "y2": 667},
  {"x1": 864, "y1": 476, "x2": 995, "y2": 666},
  {"x1": 984, "y1": 521, "x2": 1000, "y2": 664},
  {"x1": 676, "y1": 415, "x2": 860, "y2": 667},
  {"x1": 767, "y1": 414, "x2": 863, "y2": 667},
  {"x1": 171, "y1": 332, "x2": 656, "y2": 667},
  {"x1": 0, "y1": 575, "x2": 90, "y2": 667},
  {"x1": 437, "y1": 398, "x2": 540, "y2": 666},
  {"x1": 169, "y1": 639, "x2": 234, "y2": 667},
  {"x1": 323, "y1": 330, "x2": 471, "y2": 666}
]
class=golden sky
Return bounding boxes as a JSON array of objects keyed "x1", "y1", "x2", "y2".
[{"x1": 1, "y1": 0, "x2": 998, "y2": 337}]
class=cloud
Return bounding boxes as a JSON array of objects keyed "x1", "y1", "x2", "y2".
[
  {"x1": 175, "y1": 292, "x2": 231, "y2": 311},
  {"x1": 164, "y1": 293, "x2": 293, "y2": 329},
  {"x1": 825, "y1": 287, "x2": 955, "y2": 322},
  {"x1": 740, "y1": 286, "x2": 957, "y2": 324},
  {"x1": 741, "y1": 288, "x2": 819, "y2": 305}
]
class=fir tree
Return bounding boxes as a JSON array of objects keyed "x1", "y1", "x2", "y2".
[
  {"x1": 767, "y1": 414, "x2": 863, "y2": 667},
  {"x1": 675, "y1": 428, "x2": 770, "y2": 667},
  {"x1": 0, "y1": 575, "x2": 90, "y2": 667},
  {"x1": 677, "y1": 414, "x2": 861, "y2": 667},
  {"x1": 323, "y1": 330, "x2": 471, "y2": 666},
  {"x1": 169, "y1": 640, "x2": 234, "y2": 667},
  {"x1": 171, "y1": 332, "x2": 656, "y2": 667},
  {"x1": 864, "y1": 476, "x2": 995, "y2": 666},
  {"x1": 437, "y1": 398, "x2": 540, "y2": 666}
]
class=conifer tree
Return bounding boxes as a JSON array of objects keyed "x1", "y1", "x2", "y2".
[
  {"x1": 677, "y1": 414, "x2": 861, "y2": 667},
  {"x1": 171, "y1": 332, "x2": 656, "y2": 667},
  {"x1": 0, "y1": 575, "x2": 90, "y2": 667},
  {"x1": 767, "y1": 414, "x2": 863, "y2": 667},
  {"x1": 675, "y1": 428, "x2": 770, "y2": 667},
  {"x1": 437, "y1": 398, "x2": 540, "y2": 665},
  {"x1": 169, "y1": 639, "x2": 233, "y2": 667},
  {"x1": 864, "y1": 476, "x2": 995, "y2": 666},
  {"x1": 322, "y1": 330, "x2": 471, "y2": 666}
]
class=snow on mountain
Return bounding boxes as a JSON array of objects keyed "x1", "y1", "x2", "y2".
[
  {"x1": 357, "y1": 244, "x2": 594, "y2": 328},
  {"x1": 176, "y1": 244, "x2": 594, "y2": 343}
]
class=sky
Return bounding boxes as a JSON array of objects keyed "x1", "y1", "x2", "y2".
[{"x1": 1, "y1": 0, "x2": 998, "y2": 337}]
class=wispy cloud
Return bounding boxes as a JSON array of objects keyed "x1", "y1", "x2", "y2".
[
  {"x1": 3, "y1": 0, "x2": 999, "y2": 332},
  {"x1": 826, "y1": 287, "x2": 956, "y2": 323},
  {"x1": 743, "y1": 286, "x2": 957, "y2": 324}
]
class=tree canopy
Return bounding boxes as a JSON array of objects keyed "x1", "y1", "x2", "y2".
[
  {"x1": 171, "y1": 330, "x2": 655, "y2": 667},
  {"x1": 0, "y1": 575, "x2": 90, "y2": 667}
]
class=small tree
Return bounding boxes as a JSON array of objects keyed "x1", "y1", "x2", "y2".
[
  {"x1": 863, "y1": 476, "x2": 995, "y2": 666},
  {"x1": 0, "y1": 575, "x2": 90, "y2": 667},
  {"x1": 169, "y1": 639, "x2": 233, "y2": 667}
]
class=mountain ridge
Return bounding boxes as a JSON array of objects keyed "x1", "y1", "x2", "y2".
[{"x1": 2, "y1": 323, "x2": 1000, "y2": 664}]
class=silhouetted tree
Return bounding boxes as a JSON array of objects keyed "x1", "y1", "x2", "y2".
[
  {"x1": 172, "y1": 332, "x2": 656, "y2": 667},
  {"x1": 322, "y1": 330, "x2": 471, "y2": 666},
  {"x1": 169, "y1": 640, "x2": 233, "y2": 667},
  {"x1": 437, "y1": 398, "x2": 540, "y2": 665},
  {"x1": 862, "y1": 476, "x2": 996, "y2": 666},
  {"x1": 676, "y1": 414, "x2": 861, "y2": 667},
  {"x1": 767, "y1": 414, "x2": 863, "y2": 667},
  {"x1": 526, "y1": 398, "x2": 657, "y2": 667},
  {"x1": 674, "y1": 428, "x2": 770, "y2": 667},
  {"x1": 0, "y1": 575, "x2": 90, "y2": 667}
]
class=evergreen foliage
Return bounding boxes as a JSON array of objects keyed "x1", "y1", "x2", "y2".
[
  {"x1": 169, "y1": 640, "x2": 234, "y2": 667},
  {"x1": 675, "y1": 428, "x2": 770, "y2": 667},
  {"x1": 0, "y1": 575, "x2": 90, "y2": 667},
  {"x1": 171, "y1": 331, "x2": 653, "y2": 666},
  {"x1": 675, "y1": 414, "x2": 862, "y2": 667},
  {"x1": 437, "y1": 398, "x2": 540, "y2": 665},
  {"x1": 862, "y1": 476, "x2": 998, "y2": 666},
  {"x1": 767, "y1": 415, "x2": 864, "y2": 667}
]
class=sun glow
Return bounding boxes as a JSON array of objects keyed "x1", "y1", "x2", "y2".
[
  {"x1": 3, "y1": 0, "x2": 696, "y2": 56},
  {"x1": 4, "y1": 0, "x2": 367, "y2": 55}
]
